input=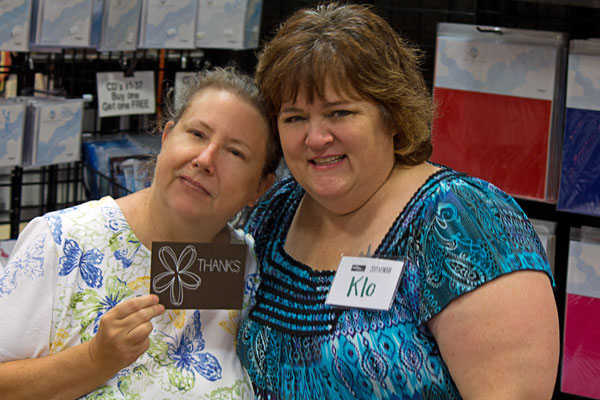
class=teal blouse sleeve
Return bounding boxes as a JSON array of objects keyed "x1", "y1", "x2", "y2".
[{"x1": 414, "y1": 175, "x2": 554, "y2": 325}]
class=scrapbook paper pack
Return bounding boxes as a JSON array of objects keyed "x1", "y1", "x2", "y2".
[
  {"x1": 22, "y1": 97, "x2": 83, "y2": 166},
  {"x1": 0, "y1": 0, "x2": 32, "y2": 51},
  {"x1": 36, "y1": 0, "x2": 94, "y2": 47},
  {"x1": 431, "y1": 23, "x2": 566, "y2": 201},
  {"x1": 562, "y1": 227, "x2": 600, "y2": 398},
  {"x1": 557, "y1": 39, "x2": 600, "y2": 217},
  {"x1": 140, "y1": 0, "x2": 197, "y2": 49},
  {"x1": 99, "y1": 0, "x2": 141, "y2": 51},
  {"x1": 196, "y1": 0, "x2": 262, "y2": 49},
  {"x1": 0, "y1": 101, "x2": 26, "y2": 167}
]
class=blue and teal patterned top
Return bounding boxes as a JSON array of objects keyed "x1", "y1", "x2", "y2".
[{"x1": 237, "y1": 167, "x2": 554, "y2": 399}]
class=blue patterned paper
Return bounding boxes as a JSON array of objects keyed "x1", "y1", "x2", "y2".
[
  {"x1": 34, "y1": 100, "x2": 83, "y2": 166},
  {"x1": 100, "y1": 0, "x2": 141, "y2": 51},
  {"x1": 39, "y1": 0, "x2": 94, "y2": 47},
  {"x1": 0, "y1": 102, "x2": 26, "y2": 167},
  {"x1": 0, "y1": 0, "x2": 32, "y2": 51},
  {"x1": 558, "y1": 44, "x2": 600, "y2": 217},
  {"x1": 142, "y1": 0, "x2": 196, "y2": 49},
  {"x1": 557, "y1": 108, "x2": 600, "y2": 217}
]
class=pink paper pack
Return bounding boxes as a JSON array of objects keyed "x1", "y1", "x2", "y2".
[{"x1": 562, "y1": 229, "x2": 600, "y2": 398}]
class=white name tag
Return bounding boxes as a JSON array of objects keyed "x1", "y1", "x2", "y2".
[{"x1": 326, "y1": 256, "x2": 405, "y2": 311}]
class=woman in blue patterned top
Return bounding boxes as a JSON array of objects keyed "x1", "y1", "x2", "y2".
[
  {"x1": 0, "y1": 67, "x2": 280, "y2": 399},
  {"x1": 237, "y1": 3, "x2": 559, "y2": 399}
]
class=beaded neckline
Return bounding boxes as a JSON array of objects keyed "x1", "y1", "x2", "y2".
[{"x1": 248, "y1": 166, "x2": 459, "y2": 335}]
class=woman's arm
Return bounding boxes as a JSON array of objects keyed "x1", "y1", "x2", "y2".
[
  {"x1": 0, "y1": 295, "x2": 164, "y2": 400},
  {"x1": 427, "y1": 270, "x2": 559, "y2": 400}
]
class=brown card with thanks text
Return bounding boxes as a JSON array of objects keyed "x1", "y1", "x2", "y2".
[{"x1": 150, "y1": 241, "x2": 247, "y2": 309}]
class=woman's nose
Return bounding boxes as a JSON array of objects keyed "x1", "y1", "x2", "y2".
[
  {"x1": 305, "y1": 120, "x2": 334, "y2": 149},
  {"x1": 192, "y1": 143, "x2": 217, "y2": 174}
]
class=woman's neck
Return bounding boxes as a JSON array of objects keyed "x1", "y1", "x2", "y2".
[
  {"x1": 302, "y1": 163, "x2": 403, "y2": 230},
  {"x1": 116, "y1": 188, "x2": 229, "y2": 250}
]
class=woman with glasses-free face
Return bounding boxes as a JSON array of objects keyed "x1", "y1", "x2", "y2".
[
  {"x1": 151, "y1": 87, "x2": 274, "y2": 236},
  {"x1": 236, "y1": 4, "x2": 559, "y2": 400},
  {"x1": 277, "y1": 81, "x2": 395, "y2": 216},
  {"x1": 0, "y1": 68, "x2": 277, "y2": 399}
]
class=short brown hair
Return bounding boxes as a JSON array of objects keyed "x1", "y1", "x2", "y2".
[{"x1": 256, "y1": 3, "x2": 434, "y2": 165}]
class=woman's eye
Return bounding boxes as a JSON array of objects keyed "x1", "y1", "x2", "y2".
[
  {"x1": 282, "y1": 115, "x2": 305, "y2": 124},
  {"x1": 229, "y1": 148, "x2": 246, "y2": 160},
  {"x1": 191, "y1": 130, "x2": 206, "y2": 139},
  {"x1": 329, "y1": 110, "x2": 352, "y2": 118}
]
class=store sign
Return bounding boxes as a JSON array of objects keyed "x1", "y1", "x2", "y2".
[{"x1": 96, "y1": 71, "x2": 156, "y2": 117}]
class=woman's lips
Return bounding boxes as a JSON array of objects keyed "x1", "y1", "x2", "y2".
[
  {"x1": 310, "y1": 155, "x2": 346, "y2": 166},
  {"x1": 180, "y1": 176, "x2": 213, "y2": 196}
]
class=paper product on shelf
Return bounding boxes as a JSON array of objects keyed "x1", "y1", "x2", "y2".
[
  {"x1": 430, "y1": 23, "x2": 567, "y2": 202},
  {"x1": 97, "y1": 0, "x2": 142, "y2": 51},
  {"x1": 0, "y1": 0, "x2": 33, "y2": 52},
  {"x1": 196, "y1": 0, "x2": 262, "y2": 50},
  {"x1": 529, "y1": 218, "x2": 557, "y2": 275},
  {"x1": 0, "y1": 100, "x2": 26, "y2": 168},
  {"x1": 138, "y1": 0, "x2": 197, "y2": 49},
  {"x1": 31, "y1": 0, "x2": 95, "y2": 48},
  {"x1": 21, "y1": 97, "x2": 83, "y2": 166},
  {"x1": 557, "y1": 39, "x2": 600, "y2": 217},
  {"x1": 562, "y1": 226, "x2": 600, "y2": 399}
]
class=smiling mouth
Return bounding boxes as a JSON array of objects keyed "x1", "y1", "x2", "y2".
[{"x1": 310, "y1": 155, "x2": 345, "y2": 166}]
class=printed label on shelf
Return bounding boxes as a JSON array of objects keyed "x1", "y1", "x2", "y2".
[{"x1": 96, "y1": 71, "x2": 156, "y2": 117}]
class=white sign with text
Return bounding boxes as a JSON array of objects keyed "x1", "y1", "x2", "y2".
[
  {"x1": 326, "y1": 256, "x2": 405, "y2": 311},
  {"x1": 96, "y1": 71, "x2": 156, "y2": 117}
]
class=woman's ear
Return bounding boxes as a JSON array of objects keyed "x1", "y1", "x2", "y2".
[
  {"x1": 248, "y1": 173, "x2": 275, "y2": 208},
  {"x1": 161, "y1": 121, "x2": 175, "y2": 145}
]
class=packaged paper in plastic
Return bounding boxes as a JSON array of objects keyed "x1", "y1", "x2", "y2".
[
  {"x1": 431, "y1": 23, "x2": 567, "y2": 202},
  {"x1": 0, "y1": 99, "x2": 26, "y2": 168},
  {"x1": 562, "y1": 226, "x2": 600, "y2": 398},
  {"x1": 0, "y1": 0, "x2": 32, "y2": 52},
  {"x1": 196, "y1": 0, "x2": 262, "y2": 50},
  {"x1": 21, "y1": 97, "x2": 83, "y2": 166},
  {"x1": 529, "y1": 218, "x2": 557, "y2": 275},
  {"x1": 138, "y1": 0, "x2": 197, "y2": 49},
  {"x1": 557, "y1": 39, "x2": 600, "y2": 217},
  {"x1": 98, "y1": 0, "x2": 141, "y2": 51},
  {"x1": 31, "y1": 0, "x2": 95, "y2": 48},
  {"x1": 89, "y1": 0, "x2": 103, "y2": 48}
]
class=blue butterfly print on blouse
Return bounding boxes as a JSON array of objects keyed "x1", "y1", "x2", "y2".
[
  {"x1": 150, "y1": 310, "x2": 222, "y2": 391},
  {"x1": 102, "y1": 206, "x2": 142, "y2": 269},
  {"x1": 0, "y1": 233, "x2": 46, "y2": 297},
  {"x1": 59, "y1": 239, "x2": 104, "y2": 288},
  {"x1": 44, "y1": 215, "x2": 63, "y2": 244}
]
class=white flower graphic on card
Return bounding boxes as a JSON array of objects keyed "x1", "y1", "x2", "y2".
[{"x1": 152, "y1": 245, "x2": 201, "y2": 306}]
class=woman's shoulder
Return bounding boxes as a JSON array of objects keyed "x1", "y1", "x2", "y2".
[
  {"x1": 43, "y1": 196, "x2": 117, "y2": 222},
  {"x1": 40, "y1": 197, "x2": 123, "y2": 246},
  {"x1": 418, "y1": 164, "x2": 525, "y2": 219}
]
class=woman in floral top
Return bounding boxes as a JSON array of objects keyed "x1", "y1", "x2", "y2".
[{"x1": 0, "y1": 67, "x2": 280, "y2": 399}]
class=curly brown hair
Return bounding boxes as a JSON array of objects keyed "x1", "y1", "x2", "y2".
[{"x1": 256, "y1": 3, "x2": 434, "y2": 165}]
